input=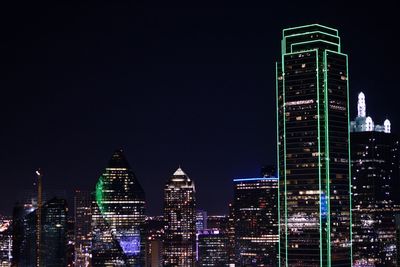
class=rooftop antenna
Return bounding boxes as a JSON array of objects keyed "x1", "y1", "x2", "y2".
[{"x1": 36, "y1": 169, "x2": 42, "y2": 267}]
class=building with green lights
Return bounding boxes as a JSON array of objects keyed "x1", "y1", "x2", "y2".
[
  {"x1": 91, "y1": 149, "x2": 146, "y2": 266},
  {"x1": 276, "y1": 24, "x2": 352, "y2": 266}
]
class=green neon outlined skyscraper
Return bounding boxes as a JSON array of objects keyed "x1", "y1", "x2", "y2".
[{"x1": 276, "y1": 24, "x2": 352, "y2": 266}]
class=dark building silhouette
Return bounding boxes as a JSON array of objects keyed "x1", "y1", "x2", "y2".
[
  {"x1": 396, "y1": 214, "x2": 400, "y2": 266},
  {"x1": 11, "y1": 197, "x2": 67, "y2": 267},
  {"x1": 163, "y1": 167, "x2": 196, "y2": 266},
  {"x1": 233, "y1": 177, "x2": 278, "y2": 266},
  {"x1": 144, "y1": 216, "x2": 164, "y2": 267},
  {"x1": 277, "y1": 24, "x2": 352, "y2": 266},
  {"x1": 74, "y1": 190, "x2": 92, "y2": 267},
  {"x1": 66, "y1": 218, "x2": 75, "y2": 267},
  {"x1": 91, "y1": 149, "x2": 146, "y2": 266}
]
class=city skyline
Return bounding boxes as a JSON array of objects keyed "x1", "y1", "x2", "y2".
[
  {"x1": 1, "y1": 6, "x2": 400, "y2": 264},
  {"x1": 1, "y1": 2, "x2": 399, "y2": 217}
]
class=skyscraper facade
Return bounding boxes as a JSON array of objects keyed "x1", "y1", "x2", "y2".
[
  {"x1": 41, "y1": 198, "x2": 68, "y2": 267},
  {"x1": 351, "y1": 92, "x2": 399, "y2": 266},
  {"x1": 74, "y1": 190, "x2": 92, "y2": 267},
  {"x1": 276, "y1": 24, "x2": 352, "y2": 266},
  {"x1": 11, "y1": 197, "x2": 68, "y2": 267},
  {"x1": 197, "y1": 229, "x2": 229, "y2": 266},
  {"x1": 144, "y1": 216, "x2": 165, "y2": 267},
  {"x1": 91, "y1": 149, "x2": 146, "y2": 266},
  {"x1": 163, "y1": 168, "x2": 196, "y2": 267},
  {"x1": 0, "y1": 216, "x2": 12, "y2": 267},
  {"x1": 233, "y1": 177, "x2": 278, "y2": 266}
]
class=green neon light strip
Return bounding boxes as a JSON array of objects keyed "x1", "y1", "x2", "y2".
[
  {"x1": 284, "y1": 31, "x2": 341, "y2": 53},
  {"x1": 282, "y1": 49, "x2": 323, "y2": 266},
  {"x1": 323, "y1": 50, "x2": 332, "y2": 267},
  {"x1": 283, "y1": 24, "x2": 338, "y2": 36},
  {"x1": 324, "y1": 48, "x2": 352, "y2": 265},
  {"x1": 315, "y1": 49, "x2": 323, "y2": 266},
  {"x1": 346, "y1": 53, "x2": 353, "y2": 266},
  {"x1": 275, "y1": 61, "x2": 281, "y2": 267},
  {"x1": 96, "y1": 175, "x2": 105, "y2": 214},
  {"x1": 291, "y1": 40, "x2": 340, "y2": 54},
  {"x1": 281, "y1": 52, "x2": 288, "y2": 267},
  {"x1": 284, "y1": 30, "x2": 339, "y2": 40}
]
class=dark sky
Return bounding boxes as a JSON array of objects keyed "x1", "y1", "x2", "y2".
[{"x1": 1, "y1": 1, "x2": 399, "y2": 216}]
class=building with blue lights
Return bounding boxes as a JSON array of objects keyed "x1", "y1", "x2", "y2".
[
  {"x1": 233, "y1": 176, "x2": 278, "y2": 266},
  {"x1": 91, "y1": 149, "x2": 146, "y2": 266}
]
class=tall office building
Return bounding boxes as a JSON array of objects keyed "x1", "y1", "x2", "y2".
[
  {"x1": 91, "y1": 149, "x2": 146, "y2": 266},
  {"x1": 233, "y1": 176, "x2": 279, "y2": 266},
  {"x1": 42, "y1": 198, "x2": 68, "y2": 267},
  {"x1": 66, "y1": 218, "x2": 75, "y2": 267},
  {"x1": 276, "y1": 24, "x2": 352, "y2": 266},
  {"x1": 74, "y1": 190, "x2": 92, "y2": 267},
  {"x1": 197, "y1": 229, "x2": 229, "y2": 266},
  {"x1": 163, "y1": 167, "x2": 196, "y2": 266},
  {"x1": 11, "y1": 197, "x2": 68, "y2": 267},
  {"x1": 0, "y1": 216, "x2": 12, "y2": 267},
  {"x1": 351, "y1": 92, "x2": 399, "y2": 266},
  {"x1": 144, "y1": 216, "x2": 165, "y2": 267}
]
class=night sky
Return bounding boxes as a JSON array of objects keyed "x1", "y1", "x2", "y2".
[{"x1": 1, "y1": 2, "x2": 399, "y2": 216}]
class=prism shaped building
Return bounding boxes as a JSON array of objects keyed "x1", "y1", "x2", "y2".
[
  {"x1": 91, "y1": 149, "x2": 146, "y2": 266},
  {"x1": 276, "y1": 24, "x2": 352, "y2": 266}
]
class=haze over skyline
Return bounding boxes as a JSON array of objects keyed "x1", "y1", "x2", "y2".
[{"x1": 1, "y1": 2, "x2": 399, "y2": 215}]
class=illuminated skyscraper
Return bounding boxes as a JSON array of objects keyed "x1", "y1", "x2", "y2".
[
  {"x1": 276, "y1": 24, "x2": 352, "y2": 266},
  {"x1": 163, "y1": 167, "x2": 196, "y2": 267},
  {"x1": 74, "y1": 190, "x2": 92, "y2": 267},
  {"x1": 197, "y1": 229, "x2": 229, "y2": 266},
  {"x1": 91, "y1": 149, "x2": 146, "y2": 266},
  {"x1": 0, "y1": 216, "x2": 12, "y2": 267},
  {"x1": 233, "y1": 176, "x2": 279, "y2": 266},
  {"x1": 351, "y1": 93, "x2": 399, "y2": 266}
]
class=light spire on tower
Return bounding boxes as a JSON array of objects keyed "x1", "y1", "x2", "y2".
[
  {"x1": 35, "y1": 169, "x2": 43, "y2": 267},
  {"x1": 357, "y1": 92, "x2": 366, "y2": 117},
  {"x1": 384, "y1": 119, "x2": 391, "y2": 133}
]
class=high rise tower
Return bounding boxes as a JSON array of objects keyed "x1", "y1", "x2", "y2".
[
  {"x1": 74, "y1": 190, "x2": 92, "y2": 267},
  {"x1": 276, "y1": 24, "x2": 352, "y2": 266},
  {"x1": 163, "y1": 167, "x2": 196, "y2": 267},
  {"x1": 91, "y1": 149, "x2": 146, "y2": 266},
  {"x1": 233, "y1": 176, "x2": 279, "y2": 266},
  {"x1": 350, "y1": 93, "x2": 399, "y2": 266}
]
